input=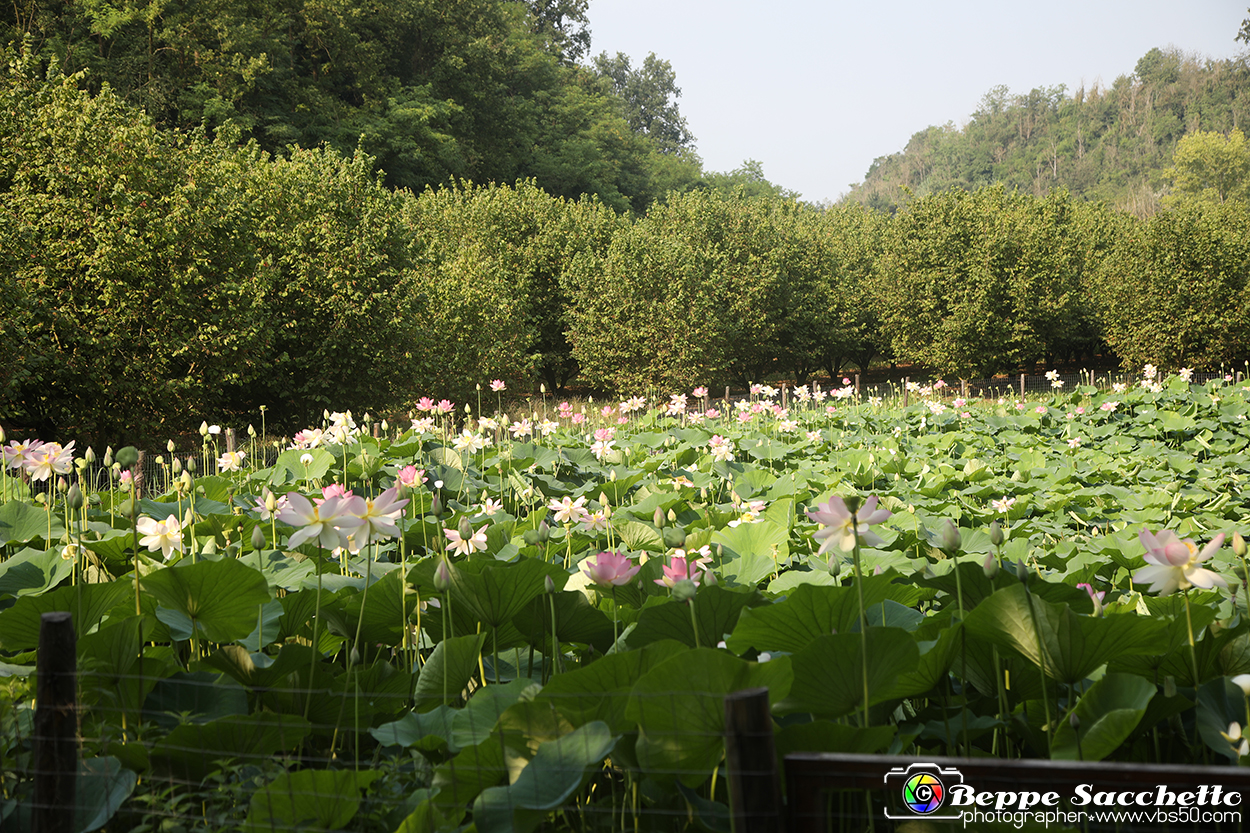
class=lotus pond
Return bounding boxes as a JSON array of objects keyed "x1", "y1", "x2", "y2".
[{"x1": 4, "y1": 372, "x2": 1250, "y2": 832}]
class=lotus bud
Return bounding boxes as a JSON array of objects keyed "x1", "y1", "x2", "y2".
[
  {"x1": 251, "y1": 525, "x2": 266, "y2": 551},
  {"x1": 66, "y1": 483, "x2": 83, "y2": 510},
  {"x1": 1236, "y1": 564, "x2": 1248, "y2": 584},
  {"x1": 167, "y1": 439, "x2": 176, "y2": 453},
  {"x1": 264, "y1": 490, "x2": 277, "y2": 512},
  {"x1": 180, "y1": 470, "x2": 194, "y2": 493},
  {"x1": 989, "y1": 520, "x2": 1004, "y2": 547},
  {"x1": 104, "y1": 446, "x2": 114, "y2": 467},
  {"x1": 56, "y1": 476, "x2": 67, "y2": 494},
  {"x1": 186, "y1": 456, "x2": 197, "y2": 473},
  {"x1": 75, "y1": 458, "x2": 88, "y2": 474},
  {"x1": 476, "y1": 383, "x2": 481, "y2": 391},
  {"x1": 522, "y1": 528, "x2": 541, "y2": 546},
  {"x1": 154, "y1": 455, "x2": 164, "y2": 467},
  {"x1": 1232, "y1": 674, "x2": 1250, "y2": 697},
  {"x1": 540, "y1": 384, "x2": 546, "y2": 394},
  {"x1": 1090, "y1": 592, "x2": 1103, "y2": 618},
  {"x1": 323, "y1": 409, "x2": 330, "y2": 421},
  {"x1": 1164, "y1": 676, "x2": 1177, "y2": 698},
  {"x1": 1068, "y1": 712, "x2": 1080, "y2": 731},
  {"x1": 653, "y1": 507, "x2": 666, "y2": 529},
  {"x1": 0, "y1": 426, "x2": 4, "y2": 442},
  {"x1": 609, "y1": 469, "x2": 617, "y2": 482},
  {"x1": 84, "y1": 447, "x2": 96, "y2": 464},
  {"x1": 118, "y1": 498, "x2": 135, "y2": 518},
  {"x1": 599, "y1": 492, "x2": 610, "y2": 508},
  {"x1": 1016, "y1": 558, "x2": 1029, "y2": 584},
  {"x1": 247, "y1": 424, "x2": 256, "y2": 437},
  {"x1": 115, "y1": 446, "x2": 139, "y2": 468},
  {"x1": 458, "y1": 517, "x2": 474, "y2": 540},
  {"x1": 464, "y1": 403, "x2": 471, "y2": 414},
  {"x1": 434, "y1": 559, "x2": 452, "y2": 592},
  {"x1": 537, "y1": 520, "x2": 550, "y2": 543},
  {"x1": 171, "y1": 457, "x2": 182, "y2": 475},
  {"x1": 430, "y1": 493, "x2": 443, "y2": 518},
  {"x1": 982, "y1": 552, "x2": 999, "y2": 579},
  {"x1": 381, "y1": 419, "x2": 389, "y2": 433},
  {"x1": 1235, "y1": 532, "x2": 1247, "y2": 559},
  {"x1": 703, "y1": 570, "x2": 718, "y2": 586},
  {"x1": 940, "y1": 520, "x2": 961, "y2": 553},
  {"x1": 544, "y1": 575, "x2": 556, "y2": 595},
  {"x1": 200, "y1": 421, "x2": 210, "y2": 437},
  {"x1": 828, "y1": 556, "x2": 842, "y2": 578},
  {"x1": 671, "y1": 578, "x2": 697, "y2": 602}
]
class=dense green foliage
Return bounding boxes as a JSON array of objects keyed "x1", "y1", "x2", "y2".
[
  {"x1": 7, "y1": 377, "x2": 1250, "y2": 830},
  {"x1": 848, "y1": 47, "x2": 1250, "y2": 215},
  {"x1": 0, "y1": 0, "x2": 744, "y2": 211},
  {"x1": 9, "y1": 36, "x2": 1250, "y2": 443}
]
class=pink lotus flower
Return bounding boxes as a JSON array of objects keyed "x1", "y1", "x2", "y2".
[
  {"x1": 548, "y1": 495, "x2": 589, "y2": 524},
  {"x1": 693, "y1": 386, "x2": 708, "y2": 398},
  {"x1": 397, "y1": 465, "x2": 426, "y2": 487},
  {"x1": 600, "y1": 405, "x2": 616, "y2": 418},
  {"x1": 348, "y1": 486, "x2": 409, "y2": 550},
  {"x1": 3, "y1": 439, "x2": 42, "y2": 471},
  {"x1": 23, "y1": 441, "x2": 75, "y2": 482},
  {"x1": 490, "y1": 379, "x2": 506, "y2": 392},
  {"x1": 705, "y1": 408, "x2": 720, "y2": 419},
  {"x1": 316, "y1": 483, "x2": 353, "y2": 504},
  {"x1": 436, "y1": 399, "x2": 455, "y2": 414},
  {"x1": 807, "y1": 495, "x2": 892, "y2": 554},
  {"x1": 416, "y1": 397, "x2": 435, "y2": 412},
  {"x1": 582, "y1": 550, "x2": 640, "y2": 587},
  {"x1": 1076, "y1": 582, "x2": 1105, "y2": 603},
  {"x1": 444, "y1": 523, "x2": 487, "y2": 556},
  {"x1": 571, "y1": 413, "x2": 585, "y2": 425},
  {"x1": 594, "y1": 427, "x2": 615, "y2": 442},
  {"x1": 1134, "y1": 529, "x2": 1226, "y2": 595},
  {"x1": 278, "y1": 492, "x2": 365, "y2": 550},
  {"x1": 654, "y1": 555, "x2": 707, "y2": 588}
]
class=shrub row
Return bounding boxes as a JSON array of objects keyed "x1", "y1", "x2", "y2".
[{"x1": 5, "y1": 64, "x2": 1250, "y2": 443}]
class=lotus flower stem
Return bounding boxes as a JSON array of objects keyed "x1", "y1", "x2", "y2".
[
  {"x1": 1021, "y1": 574, "x2": 1053, "y2": 755},
  {"x1": 304, "y1": 550, "x2": 326, "y2": 722},
  {"x1": 850, "y1": 514, "x2": 870, "y2": 728},
  {"x1": 1184, "y1": 589, "x2": 1201, "y2": 689}
]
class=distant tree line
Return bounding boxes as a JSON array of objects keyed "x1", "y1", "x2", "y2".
[
  {"x1": 846, "y1": 46, "x2": 1250, "y2": 216},
  {"x1": 5, "y1": 57, "x2": 1250, "y2": 445}
]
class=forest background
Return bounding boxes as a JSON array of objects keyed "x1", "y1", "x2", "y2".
[{"x1": 5, "y1": 1, "x2": 1250, "y2": 445}]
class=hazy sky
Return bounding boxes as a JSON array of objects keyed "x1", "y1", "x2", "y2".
[{"x1": 586, "y1": 1, "x2": 1248, "y2": 203}]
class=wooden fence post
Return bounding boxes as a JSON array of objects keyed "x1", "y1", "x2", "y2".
[
  {"x1": 225, "y1": 428, "x2": 236, "y2": 454},
  {"x1": 1019, "y1": 373, "x2": 1026, "y2": 400},
  {"x1": 854, "y1": 375, "x2": 861, "y2": 397},
  {"x1": 132, "y1": 450, "x2": 145, "y2": 501},
  {"x1": 902, "y1": 378, "x2": 909, "y2": 408},
  {"x1": 725, "y1": 687, "x2": 783, "y2": 833},
  {"x1": 34, "y1": 611, "x2": 77, "y2": 833}
]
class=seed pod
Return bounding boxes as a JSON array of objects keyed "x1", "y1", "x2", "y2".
[{"x1": 671, "y1": 578, "x2": 697, "y2": 602}]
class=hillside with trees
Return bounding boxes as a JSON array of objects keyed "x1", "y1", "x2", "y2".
[{"x1": 846, "y1": 45, "x2": 1250, "y2": 216}]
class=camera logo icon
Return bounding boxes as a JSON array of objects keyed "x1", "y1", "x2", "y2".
[{"x1": 883, "y1": 762, "x2": 965, "y2": 820}]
